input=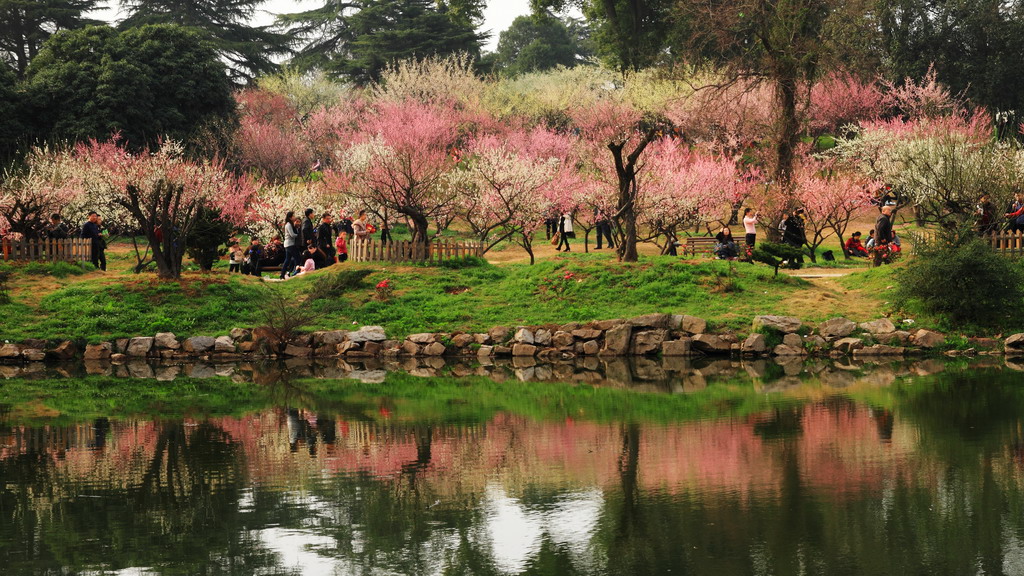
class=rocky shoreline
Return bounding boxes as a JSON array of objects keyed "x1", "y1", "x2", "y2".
[{"x1": 2, "y1": 313, "x2": 1023, "y2": 366}]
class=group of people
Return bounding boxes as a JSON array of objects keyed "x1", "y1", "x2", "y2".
[
  {"x1": 229, "y1": 209, "x2": 377, "y2": 279},
  {"x1": 545, "y1": 211, "x2": 617, "y2": 252},
  {"x1": 711, "y1": 208, "x2": 762, "y2": 260}
]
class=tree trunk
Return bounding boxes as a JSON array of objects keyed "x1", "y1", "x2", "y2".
[{"x1": 774, "y1": 70, "x2": 801, "y2": 185}]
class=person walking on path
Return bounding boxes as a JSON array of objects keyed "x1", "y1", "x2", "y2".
[
  {"x1": 556, "y1": 212, "x2": 574, "y2": 252},
  {"x1": 595, "y1": 211, "x2": 615, "y2": 250},
  {"x1": 81, "y1": 211, "x2": 106, "y2": 271},
  {"x1": 873, "y1": 206, "x2": 895, "y2": 267}
]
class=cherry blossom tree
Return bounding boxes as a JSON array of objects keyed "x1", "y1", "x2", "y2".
[
  {"x1": 793, "y1": 158, "x2": 877, "y2": 260},
  {"x1": 808, "y1": 71, "x2": 883, "y2": 136},
  {"x1": 233, "y1": 90, "x2": 313, "y2": 184},
  {"x1": 74, "y1": 137, "x2": 257, "y2": 279},
  {"x1": 333, "y1": 100, "x2": 464, "y2": 244}
]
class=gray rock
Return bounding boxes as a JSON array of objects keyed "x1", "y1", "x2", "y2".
[
  {"x1": 113, "y1": 338, "x2": 130, "y2": 354},
  {"x1": 805, "y1": 335, "x2": 827, "y2": 350},
  {"x1": 752, "y1": 315, "x2": 802, "y2": 334},
  {"x1": 859, "y1": 318, "x2": 896, "y2": 335},
  {"x1": 183, "y1": 336, "x2": 216, "y2": 353},
  {"x1": 669, "y1": 315, "x2": 684, "y2": 330},
  {"x1": 21, "y1": 338, "x2": 46, "y2": 350},
  {"x1": 512, "y1": 343, "x2": 537, "y2": 356},
  {"x1": 834, "y1": 337, "x2": 864, "y2": 354},
  {"x1": 692, "y1": 334, "x2": 731, "y2": 354},
  {"x1": 408, "y1": 333, "x2": 436, "y2": 344},
  {"x1": 282, "y1": 344, "x2": 312, "y2": 357},
  {"x1": 400, "y1": 340, "x2": 420, "y2": 356},
  {"x1": 83, "y1": 342, "x2": 112, "y2": 360},
  {"x1": 474, "y1": 333, "x2": 491, "y2": 345},
  {"x1": 514, "y1": 328, "x2": 535, "y2": 344},
  {"x1": 877, "y1": 331, "x2": 911, "y2": 345},
  {"x1": 601, "y1": 324, "x2": 632, "y2": 356},
  {"x1": 22, "y1": 348, "x2": 45, "y2": 362},
  {"x1": 628, "y1": 313, "x2": 671, "y2": 329},
  {"x1": 853, "y1": 344, "x2": 906, "y2": 357},
  {"x1": 315, "y1": 330, "x2": 348, "y2": 346},
  {"x1": 773, "y1": 344, "x2": 806, "y2": 356},
  {"x1": 110, "y1": 353, "x2": 128, "y2": 363},
  {"x1": 1005, "y1": 333, "x2": 1024, "y2": 350},
  {"x1": 782, "y1": 333, "x2": 803, "y2": 348},
  {"x1": 214, "y1": 336, "x2": 236, "y2": 353},
  {"x1": 452, "y1": 334, "x2": 476, "y2": 348},
  {"x1": 126, "y1": 337, "x2": 154, "y2": 357},
  {"x1": 679, "y1": 315, "x2": 708, "y2": 335},
  {"x1": 594, "y1": 319, "x2": 624, "y2": 331},
  {"x1": 818, "y1": 317, "x2": 856, "y2": 339},
  {"x1": 47, "y1": 340, "x2": 77, "y2": 360},
  {"x1": 154, "y1": 332, "x2": 179, "y2": 350},
  {"x1": 631, "y1": 330, "x2": 667, "y2": 355},
  {"x1": 362, "y1": 341, "x2": 383, "y2": 356},
  {"x1": 662, "y1": 338, "x2": 692, "y2": 356},
  {"x1": 552, "y1": 331, "x2": 575, "y2": 348},
  {"x1": 423, "y1": 342, "x2": 446, "y2": 356},
  {"x1": 229, "y1": 328, "x2": 251, "y2": 342},
  {"x1": 493, "y1": 345, "x2": 512, "y2": 356},
  {"x1": 488, "y1": 326, "x2": 511, "y2": 343},
  {"x1": 571, "y1": 328, "x2": 602, "y2": 340},
  {"x1": 348, "y1": 326, "x2": 387, "y2": 343},
  {"x1": 477, "y1": 345, "x2": 494, "y2": 357},
  {"x1": 0, "y1": 343, "x2": 22, "y2": 359},
  {"x1": 582, "y1": 340, "x2": 600, "y2": 355},
  {"x1": 742, "y1": 333, "x2": 767, "y2": 354},
  {"x1": 534, "y1": 329, "x2": 553, "y2": 346}
]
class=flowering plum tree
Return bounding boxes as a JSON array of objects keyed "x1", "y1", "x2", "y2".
[
  {"x1": 808, "y1": 71, "x2": 883, "y2": 135},
  {"x1": 74, "y1": 137, "x2": 256, "y2": 278},
  {"x1": 792, "y1": 158, "x2": 877, "y2": 260},
  {"x1": 335, "y1": 100, "x2": 463, "y2": 244},
  {"x1": 0, "y1": 146, "x2": 83, "y2": 238}
]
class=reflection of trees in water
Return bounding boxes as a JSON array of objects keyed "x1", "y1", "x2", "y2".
[{"x1": 0, "y1": 419, "x2": 291, "y2": 575}]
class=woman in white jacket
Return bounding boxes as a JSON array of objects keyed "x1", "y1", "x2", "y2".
[{"x1": 556, "y1": 212, "x2": 574, "y2": 252}]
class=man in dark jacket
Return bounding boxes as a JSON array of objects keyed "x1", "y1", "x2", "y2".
[
  {"x1": 782, "y1": 208, "x2": 807, "y2": 264},
  {"x1": 873, "y1": 206, "x2": 894, "y2": 267},
  {"x1": 316, "y1": 213, "x2": 336, "y2": 266},
  {"x1": 301, "y1": 208, "x2": 316, "y2": 248},
  {"x1": 81, "y1": 211, "x2": 106, "y2": 271}
]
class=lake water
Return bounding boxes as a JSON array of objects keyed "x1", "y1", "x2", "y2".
[{"x1": 2, "y1": 357, "x2": 1024, "y2": 575}]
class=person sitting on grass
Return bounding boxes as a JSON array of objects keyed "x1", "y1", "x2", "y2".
[
  {"x1": 291, "y1": 258, "x2": 316, "y2": 278},
  {"x1": 714, "y1": 227, "x2": 739, "y2": 260},
  {"x1": 845, "y1": 231, "x2": 869, "y2": 257}
]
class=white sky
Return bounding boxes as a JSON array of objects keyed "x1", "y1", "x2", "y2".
[{"x1": 89, "y1": 0, "x2": 538, "y2": 52}]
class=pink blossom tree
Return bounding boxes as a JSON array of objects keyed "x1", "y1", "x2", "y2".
[
  {"x1": 808, "y1": 71, "x2": 884, "y2": 136},
  {"x1": 793, "y1": 158, "x2": 877, "y2": 261},
  {"x1": 233, "y1": 90, "x2": 314, "y2": 184},
  {"x1": 75, "y1": 137, "x2": 257, "y2": 279},
  {"x1": 334, "y1": 100, "x2": 463, "y2": 244}
]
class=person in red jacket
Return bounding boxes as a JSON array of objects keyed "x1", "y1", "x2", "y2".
[{"x1": 844, "y1": 231, "x2": 869, "y2": 257}]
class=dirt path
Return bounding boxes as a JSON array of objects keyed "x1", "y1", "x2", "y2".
[{"x1": 779, "y1": 270, "x2": 885, "y2": 321}]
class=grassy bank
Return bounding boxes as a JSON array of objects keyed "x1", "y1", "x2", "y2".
[{"x1": 0, "y1": 249, "x2": 912, "y2": 343}]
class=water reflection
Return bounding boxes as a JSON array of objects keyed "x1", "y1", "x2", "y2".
[{"x1": 3, "y1": 365, "x2": 1024, "y2": 574}]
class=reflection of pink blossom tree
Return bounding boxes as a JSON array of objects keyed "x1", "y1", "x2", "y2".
[{"x1": 75, "y1": 138, "x2": 256, "y2": 279}]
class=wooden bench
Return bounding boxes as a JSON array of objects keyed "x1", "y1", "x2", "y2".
[{"x1": 681, "y1": 237, "x2": 718, "y2": 256}]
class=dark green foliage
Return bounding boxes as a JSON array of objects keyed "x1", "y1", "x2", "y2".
[
  {"x1": 493, "y1": 14, "x2": 592, "y2": 76},
  {"x1": 119, "y1": 0, "x2": 290, "y2": 81},
  {"x1": 436, "y1": 255, "x2": 489, "y2": 269},
  {"x1": 0, "y1": 64, "x2": 22, "y2": 159},
  {"x1": 307, "y1": 268, "x2": 375, "y2": 300},
  {"x1": 752, "y1": 242, "x2": 804, "y2": 276},
  {"x1": 0, "y1": 268, "x2": 10, "y2": 303},
  {"x1": 185, "y1": 207, "x2": 233, "y2": 271},
  {"x1": 22, "y1": 24, "x2": 235, "y2": 149},
  {"x1": 0, "y1": 0, "x2": 100, "y2": 76},
  {"x1": 531, "y1": 0, "x2": 676, "y2": 72},
  {"x1": 895, "y1": 228, "x2": 1024, "y2": 328},
  {"x1": 280, "y1": 0, "x2": 486, "y2": 84}
]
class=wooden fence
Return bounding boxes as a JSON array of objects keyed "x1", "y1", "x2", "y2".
[
  {"x1": 349, "y1": 239, "x2": 483, "y2": 263},
  {"x1": 985, "y1": 230, "x2": 1024, "y2": 256},
  {"x1": 1, "y1": 238, "x2": 91, "y2": 262}
]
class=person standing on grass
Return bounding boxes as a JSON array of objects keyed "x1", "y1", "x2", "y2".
[
  {"x1": 316, "y1": 212, "x2": 336, "y2": 266},
  {"x1": 873, "y1": 206, "x2": 895, "y2": 267},
  {"x1": 281, "y1": 211, "x2": 300, "y2": 279},
  {"x1": 556, "y1": 212, "x2": 574, "y2": 252},
  {"x1": 742, "y1": 208, "x2": 758, "y2": 249},
  {"x1": 81, "y1": 211, "x2": 106, "y2": 271},
  {"x1": 301, "y1": 208, "x2": 316, "y2": 248},
  {"x1": 782, "y1": 208, "x2": 806, "y2": 264},
  {"x1": 47, "y1": 214, "x2": 69, "y2": 239},
  {"x1": 352, "y1": 210, "x2": 369, "y2": 242},
  {"x1": 595, "y1": 210, "x2": 615, "y2": 250}
]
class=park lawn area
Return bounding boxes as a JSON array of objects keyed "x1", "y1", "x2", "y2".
[{"x1": 0, "y1": 250, "x2": 900, "y2": 343}]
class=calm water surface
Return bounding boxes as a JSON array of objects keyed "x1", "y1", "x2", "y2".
[{"x1": 2, "y1": 358, "x2": 1024, "y2": 575}]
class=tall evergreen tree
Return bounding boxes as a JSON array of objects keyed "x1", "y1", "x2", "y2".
[
  {"x1": 0, "y1": 0, "x2": 100, "y2": 76},
  {"x1": 119, "y1": 0, "x2": 291, "y2": 81},
  {"x1": 279, "y1": 0, "x2": 486, "y2": 84},
  {"x1": 494, "y1": 14, "x2": 592, "y2": 76},
  {"x1": 22, "y1": 24, "x2": 235, "y2": 148}
]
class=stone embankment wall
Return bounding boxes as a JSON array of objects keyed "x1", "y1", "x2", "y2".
[{"x1": 2, "y1": 313, "x2": 1023, "y2": 364}]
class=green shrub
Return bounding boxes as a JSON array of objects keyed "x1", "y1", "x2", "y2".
[
  {"x1": 894, "y1": 228, "x2": 1024, "y2": 328},
  {"x1": 15, "y1": 261, "x2": 88, "y2": 278},
  {"x1": 307, "y1": 268, "x2": 375, "y2": 300},
  {"x1": 752, "y1": 242, "x2": 804, "y2": 276},
  {"x1": 437, "y1": 256, "x2": 490, "y2": 270}
]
